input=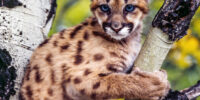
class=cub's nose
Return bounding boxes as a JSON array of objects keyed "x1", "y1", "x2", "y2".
[{"x1": 111, "y1": 22, "x2": 123, "y2": 33}]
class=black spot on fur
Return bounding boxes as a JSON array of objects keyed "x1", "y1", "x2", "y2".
[
  {"x1": 26, "y1": 86, "x2": 33, "y2": 100},
  {"x1": 83, "y1": 31, "x2": 89, "y2": 40},
  {"x1": 33, "y1": 66, "x2": 42, "y2": 83},
  {"x1": 60, "y1": 44, "x2": 70, "y2": 52},
  {"x1": 107, "y1": 64, "x2": 118, "y2": 72},
  {"x1": 90, "y1": 20, "x2": 97, "y2": 26},
  {"x1": 82, "y1": 22, "x2": 89, "y2": 26},
  {"x1": 77, "y1": 41, "x2": 83, "y2": 54},
  {"x1": 91, "y1": 93, "x2": 97, "y2": 99},
  {"x1": 98, "y1": 73, "x2": 109, "y2": 77},
  {"x1": 94, "y1": 54, "x2": 104, "y2": 61},
  {"x1": 93, "y1": 82, "x2": 101, "y2": 89},
  {"x1": 50, "y1": 69, "x2": 55, "y2": 84},
  {"x1": 107, "y1": 85, "x2": 111, "y2": 90},
  {"x1": 124, "y1": 0, "x2": 128, "y2": 3},
  {"x1": 74, "y1": 41, "x2": 84, "y2": 65},
  {"x1": 84, "y1": 69, "x2": 92, "y2": 76},
  {"x1": 53, "y1": 41, "x2": 58, "y2": 47},
  {"x1": 70, "y1": 25, "x2": 83, "y2": 39},
  {"x1": 106, "y1": 0, "x2": 110, "y2": 3},
  {"x1": 45, "y1": 54, "x2": 52, "y2": 65},
  {"x1": 48, "y1": 88, "x2": 53, "y2": 96},
  {"x1": 74, "y1": 55, "x2": 83, "y2": 65},
  {"x1": 25, "y1": 66, "x2": 31, "y2": 81},
  {"x1": 80, "y1": 89, "x2": 85, "y2": 95},
  {"x1": 74, "y1": 77, "x2": 82, "y2": 84}
]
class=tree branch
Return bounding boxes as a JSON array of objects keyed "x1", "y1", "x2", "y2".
[{"x1": 134, "y1": 0, "x2": 200, "y2": 99}]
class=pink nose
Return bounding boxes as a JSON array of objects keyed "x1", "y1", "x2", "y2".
[{"x1": 111, "y1": 22, "x2": 122, "y2": 33}]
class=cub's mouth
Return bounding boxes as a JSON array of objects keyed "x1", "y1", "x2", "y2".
[{"x1": 102, "y1": 22, "x2": 134, "y2": 40}]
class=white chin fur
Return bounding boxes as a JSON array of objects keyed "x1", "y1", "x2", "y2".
[{"x1": 105, "y1": 27, "x2": 130, "y2": 40}]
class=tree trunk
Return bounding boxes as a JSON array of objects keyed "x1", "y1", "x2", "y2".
[{"x1": 0, "y1": 0, "x2": 56, "y2": 100}]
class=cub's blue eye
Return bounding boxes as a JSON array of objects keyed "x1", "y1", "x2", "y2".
[
  {"x1": 125, "y1": 4, "x2": 135, "y2": 12},
  {"x1": 100, "y1": 4, "x2": 110, "y2": 12}
]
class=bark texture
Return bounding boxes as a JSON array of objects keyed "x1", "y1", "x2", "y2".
[{"x1": 0, "y1": 0, "x2": 56, "y2": 100}]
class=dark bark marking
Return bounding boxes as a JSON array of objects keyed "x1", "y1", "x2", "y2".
[
  {"x1": 0, "y1": 49, "x2": 16, "y2": 100},
  {"x1": 70, "y1": 25, "x2": 83, "y2": 39},
  {"x1": 0, "y1": 0, "x2": 23, "y2": 8},
  {"x1": 84, "y1": 69, "x2": 92, "y2": 76},
  {"x1": 152, "y1": 0, "x2": 200, "y2": 40},
  {"x1": 93, "y1": 82, "x2": 101, "y2": 89},
  {"x1": 74, "y1": 77, "x2": 82, "y2": 84},
  {"x1": 45, "y1": 0, "x2": 57, "y2": 25}
]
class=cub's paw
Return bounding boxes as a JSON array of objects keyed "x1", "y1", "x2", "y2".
[{"x1": 132, "y1": 67, "x2": 170, "y2": 100}]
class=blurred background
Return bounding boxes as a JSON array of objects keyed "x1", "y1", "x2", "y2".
[{"x1": 49, "y1": 0, "x2": 200, "y2": 99}]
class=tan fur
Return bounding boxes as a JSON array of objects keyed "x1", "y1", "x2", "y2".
[{"x1": 20, "y1": 0, "x2": 170, "y2": 100}]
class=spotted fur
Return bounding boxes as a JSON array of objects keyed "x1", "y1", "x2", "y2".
[{"x1": 20, "y1": 0, "x2": 170, "y2": 100}]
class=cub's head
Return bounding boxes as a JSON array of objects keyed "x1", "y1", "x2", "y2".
[{"x1": 91, "y1": 0, "x2": 149, "y2": 40}]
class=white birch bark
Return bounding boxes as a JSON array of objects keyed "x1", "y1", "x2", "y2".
[
  {"x1": 0, "y1": 0, "x2": 55, "y2": 99},
  {"x1": 135, "y1": 28, "x2": 174, "y2": 72}
]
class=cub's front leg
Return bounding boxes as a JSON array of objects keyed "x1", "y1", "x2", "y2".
[{"x1": 69, "y1": 67, "x2": 170, "y2": 100}]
